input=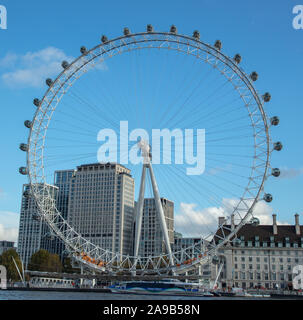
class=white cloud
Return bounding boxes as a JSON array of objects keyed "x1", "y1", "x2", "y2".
[
  {"x1": 279, "y1": 167, "x2": 303, "y2": 179},
  {"x1": 0, "y1": 47, "x2": 107, "y2": 88},
  {"x1": 0, "y1": 210, "x2": 19, "y2": 228},
  {"x1": 0, "y1": 211, "x2": 19, "y2": 243},
  {"x1": 175, "y1": 202, "x2": 225, "y2": 238},
  {"x1": 222, "y1": 198, "x2": 278, "y2": 225},
  {"x1": 0, "y1": 224, "x2": 18, "y2": 242},
  {"x1": 174, "y1": 198, "x2": 287, "y2": 238},
  {"x1": 1, "y1": 47, "x2": 74, "y2": 88},
  {"x1": 0, "y1": 52, "x2": 18, "y2": 68}
]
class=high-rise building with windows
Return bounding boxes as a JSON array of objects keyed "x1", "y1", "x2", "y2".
[
  {"x1": 67, "y1": 163, "x2": 135, "y2": 256},
  {"x1": 54, "y1": 170, "x2": 74, "y2": 220},
  {"x1": 17, "y1": 184, "x2": 58, "y2": 268},
  {"x1": 53, "y1": 169, "x2": 74, "y2": 258},
  {"x1": 0, "y1": 241, "x2": 15, "y2": 255},
  {"x1": 138, "y1": 198, "x2": 174, "y2": 257}
]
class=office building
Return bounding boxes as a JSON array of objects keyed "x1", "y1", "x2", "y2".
[
  {"x1": 52, "y1": 169, "x2": 74, "y2": 258},
  {"x1": 17, "y1": 184, "x2": 58, "y2": 268},
  {"x1": 138, "y1": 198, "x2": 174, "y2": 257},
  {"x1": 0, "y1": 241, "x2": 15, "y2": 255},
  {"x1": 67, "y1": 163, "x2": 135, "y2": 256}
]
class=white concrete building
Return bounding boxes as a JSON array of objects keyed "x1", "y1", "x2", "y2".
[
  {"x1": 67, "y1": 163, "x2": 135, "y2": 256},
  {"x1": 213, "y1": 214, "x2": 303, "y2": 290}
]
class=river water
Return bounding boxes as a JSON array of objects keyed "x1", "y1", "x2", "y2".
[{"x1": 0, "y1": 289, "x2": 271, "y2": 300}]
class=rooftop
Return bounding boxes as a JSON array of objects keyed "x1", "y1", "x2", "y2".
[{"x1": 214, "y1": 214, "x2": 303, "y2": 246}]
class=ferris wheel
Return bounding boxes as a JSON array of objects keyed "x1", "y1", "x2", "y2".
[{"x1": 19, "y1": 25, "x2": 282, "y2": 275}]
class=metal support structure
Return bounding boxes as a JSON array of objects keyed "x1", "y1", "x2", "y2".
[
  {"x1": 213, "y1": 262, "x2": 224, "y2": 290},
  {"x1": 26, "y1": 270, "x2": 207, "y2": 282},
  {"x1": 133, "y1": 165, "x2": 147, "y2": 260},
  {"x1": 12, "y1": 256, "x2": 25, "y2": 285},
  {"x1": 148, "y1": 163, "x2": 174, "y2": 266},
  {"x1": 133, "y1": 140, "x2": 174, "y2": 267}
]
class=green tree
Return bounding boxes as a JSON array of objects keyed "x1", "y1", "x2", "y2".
[
  {"x1": 0, "y1": 249, "x2": 23, "y2": 281},
  {"x1": 62, "y1": 257, "x2": 80, "y2": 274},
  {"x1": 28, "y1": 249, "x2": 62, "y2": 273},
  {"x1": 48, "y1": 253, "x2": 63, "y2": 273}
]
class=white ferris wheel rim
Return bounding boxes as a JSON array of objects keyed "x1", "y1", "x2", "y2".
[{"x1": 25, "y1": 29, "x2": 272, "y2": 274}]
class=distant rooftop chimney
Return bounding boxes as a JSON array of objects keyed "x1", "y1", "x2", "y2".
[
  {"x1": 272, "y1": 214, "x2": 278, "y2": 235},
  {"x1": 295, "y1": 214, "x2": 300, "y2": 235},
  {"x1": 218, "y1": 216, "x2": 225, "y2": 227}
]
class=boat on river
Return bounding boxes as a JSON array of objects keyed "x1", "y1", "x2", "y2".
[{"x1": 109, "y1": 279, "x2": 214, "y2": 296}]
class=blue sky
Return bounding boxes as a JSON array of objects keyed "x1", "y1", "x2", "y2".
[{"x1": 0, "y1": 0, "x2": 302, "y2": 242}]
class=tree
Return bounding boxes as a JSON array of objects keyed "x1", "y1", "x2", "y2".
[
  {"x1": 28, "y1": 249, "x2": 62, "y2": 273},
  {"x1": 62, "y1": 257, "x2": 80, "y2": 274},
  {"x1": 0, "y1": 249, "x2": 23, "y2": 281},
  {"x1": 48, "y1": 253, "x2": 63, "y2": 273}
]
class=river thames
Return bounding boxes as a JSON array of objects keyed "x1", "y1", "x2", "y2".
[{"x1": 0, "y1": 290, "x2": 273, "y2": 300}]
